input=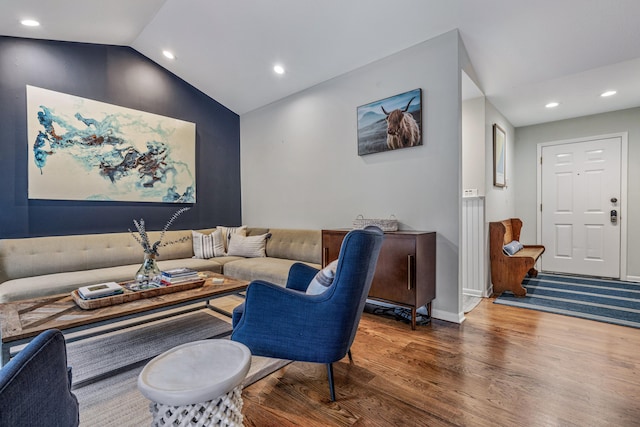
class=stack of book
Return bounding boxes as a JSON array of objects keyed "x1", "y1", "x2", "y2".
[
  {"x1": 78, "y1": 282, "x2": 124, "y2": 299},
  {"x1": 159, "y1": 268, "x2": 200, "y2": 286}
]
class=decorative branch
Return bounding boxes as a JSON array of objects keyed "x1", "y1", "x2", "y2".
[{"x1": 129, "y1": 207, "x2": 191, "y2": 256}]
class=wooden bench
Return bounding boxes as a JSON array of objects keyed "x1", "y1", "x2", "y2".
[{"x1": 489, "y1": 218, "x2": 545, "y2": 296}]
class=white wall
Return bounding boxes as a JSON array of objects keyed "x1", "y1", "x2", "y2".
[
  {"x1": 515, "y1": 107, "x2": 640, "y2": 279},
  {"x1": 241, "y1": 30, "x2": 463, "y2": 322},
  {"x1": 462, "y1": 96, "x2": 486, "y2": 194}
]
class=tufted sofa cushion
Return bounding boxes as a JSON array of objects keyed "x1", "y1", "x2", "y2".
[
  {"x1": 0, "y1": 227, "x2": 322, "y2": 302},
  {"x1": 0, "y1": 230, "x2": 223, "y2": 302},
  {"x1": 221, "y1": 228, "x2": 321, "y2": 286},
  {"x1": 262, "y1": 229, "x2": 321, "y2": 264},
  {"x1": 0, "y1": 257, "x2": 224, "y2": 303},
  {"x1": 223, "y1": 257, "x2": 319, "y2": 287},
  {"x1": 0, "y1": 230, "x2": 194, "y2": 283}
]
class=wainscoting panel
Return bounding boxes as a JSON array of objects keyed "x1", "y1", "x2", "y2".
[{"x1": 462, "y1": 196, "x2": 488, "y2": 297}]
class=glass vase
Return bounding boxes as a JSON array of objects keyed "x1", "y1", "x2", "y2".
[{"x1": 135, "y1": 254, "x2": 161, "y2": 283}]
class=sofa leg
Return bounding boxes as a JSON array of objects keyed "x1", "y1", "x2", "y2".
[
  {"x1": 347, "y1": 349, "x2": 353, "y2": 362},
  {"x1": 326, "y1": 363, "x2": 336, "y2": 401}
]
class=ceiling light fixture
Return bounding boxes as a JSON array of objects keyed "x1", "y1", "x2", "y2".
[
  {"x1": 21, "y1": 19, "x2": 40, "y2": 27},
  {"x1": 273, "y1": 64, "x2": 285, "y2": 75},
  {"x1": 545, "y1": 102, "x2": 559, "y2": 108},
  {"x1": 601, "y1": 90, "x2": 617, "y2": 97},
  {"x1": 162, "y1": 50, "x2": 175, "y2": 60}
]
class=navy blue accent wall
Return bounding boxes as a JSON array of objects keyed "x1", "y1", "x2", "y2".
[{"x1": 0, "y1": 36, "x2": 241, "y2": 238}]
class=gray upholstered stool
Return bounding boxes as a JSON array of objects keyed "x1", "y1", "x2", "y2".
[{"x1": 138, "y1": 340, "x2": 251, "y2": 427}]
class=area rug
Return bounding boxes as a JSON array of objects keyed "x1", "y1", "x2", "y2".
[
  {"x1": 67, "y1": 311, "x2": 233, "y2": 386},
  {"x1": 69, "y1": 310, "x2": 291, "y2": 426},
  {"x1": 494, "y1": 273, "x2": 640, "y2": 328}
]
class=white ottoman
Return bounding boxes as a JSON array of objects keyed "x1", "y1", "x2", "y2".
[{"x1": 138, "y1": 340, "x2": 252, "y2": 427}]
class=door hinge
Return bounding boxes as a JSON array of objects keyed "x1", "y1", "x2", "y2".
[
  {"x1": 540, "y1": 157, "x2": 543, "y2": 165},
  {"x1": 540, "y1": 204, "x2": 542, "y2": 212}
]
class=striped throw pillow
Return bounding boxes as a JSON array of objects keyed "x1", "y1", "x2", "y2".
[
  {"x1": 217, "y1": 225, "x2": 247, "y2": 252},
  {"x1": 306, "y1": 260, "x2": 338, "y2": 295},
  {"x1": 192, "y1": 229, "x2": 225, "y2": 259}
]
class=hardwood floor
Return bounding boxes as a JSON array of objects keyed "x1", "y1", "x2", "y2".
[{"x1": 239, "y1": 298, "x2": 640, "y2": 426}]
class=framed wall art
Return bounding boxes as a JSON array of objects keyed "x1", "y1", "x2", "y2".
[
  {"x1": 27, "y1": 85, "x2": 196, "y2": 203},
  {"x1": 357, "y1": 88, "x2": 422, "y2": 155},
  {"x1": 493, "y1": 123, "x2": 506, "y2": 187}
]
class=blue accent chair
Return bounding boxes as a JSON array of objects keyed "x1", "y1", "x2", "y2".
[
  {"x1": 231, "y1": 227, "x2": 384, "y2": 401},
  {"x1": 0, "y1": 329, "x2": 80, "y2": 426}
]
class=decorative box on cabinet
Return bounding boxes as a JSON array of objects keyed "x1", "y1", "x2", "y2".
[{"x1": 322, "y1": 229, "x2": 436, "y2": 329}]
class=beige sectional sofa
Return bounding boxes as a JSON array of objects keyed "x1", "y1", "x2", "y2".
[{"x1": 0, "y1": 227, "x2": 322, "y2": 303}]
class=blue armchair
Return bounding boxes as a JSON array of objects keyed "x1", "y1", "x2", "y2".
[
  {"x1": 0, "y1": 329, "x2": 80, "y2": 426},
  {"x1": 231, "y1": 227, "x2": 384, "y2": 401}
]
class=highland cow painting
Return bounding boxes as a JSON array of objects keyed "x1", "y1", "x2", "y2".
[
  {"x1": 357, "y1": 88, "x2": 422, "y2": 155},
  {"x1": 27, "y1": 85, "x2": 196, "y2": 203}
]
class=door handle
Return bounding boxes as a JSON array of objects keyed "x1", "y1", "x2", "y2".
[
  {"x1": 610, "y1": 210, "x2": 618, "y2": 224},
  {"x1": 407, "y1": 255, "x2": 414, "y2": 290}
]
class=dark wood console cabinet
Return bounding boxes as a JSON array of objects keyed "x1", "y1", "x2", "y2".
[{"x1": 322, "y1": 229, "x2": 436, "y2": 329}]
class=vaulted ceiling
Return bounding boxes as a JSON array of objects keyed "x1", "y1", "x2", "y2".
[{"x1": 2, "y1": 0, "x2": 640, "y2": 126}]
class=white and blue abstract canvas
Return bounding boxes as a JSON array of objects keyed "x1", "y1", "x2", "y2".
[{"x1": 27, "y1": 85, "x2": 196, "y2": 203}]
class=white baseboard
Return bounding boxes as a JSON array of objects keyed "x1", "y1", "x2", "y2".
[
  {"x1": 463, "y1": 288, "x2": 483, "y2": 298},
  {"x1": 625, "y1": 275, "x2": 640, "y2": 283},
  {"x1": 431, "y1": 308, "x2": 465, "y2": 324}
]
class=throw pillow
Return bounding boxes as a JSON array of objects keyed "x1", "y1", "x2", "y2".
[
  {"x1": 211, "y1": 229, "x2": 226, "y2": 256},
  {"x1": 192, "y1": 229, "x2": 226, "y2": 258},
  {"x1": 503, "y1": 240, "x2": 524, "y2": 256},
  {"x1": 226, "y1": 233, "x2": 271, "y2": 258},
  {"x1": 217, "y1": 225, "x2": 247, "y2": 252},
  {"x1": 192, "y1": 230, "x2": 213, "y2": 259},
  {"x1": 306, "y1": 260, "x2": 338, "y2": 295}
]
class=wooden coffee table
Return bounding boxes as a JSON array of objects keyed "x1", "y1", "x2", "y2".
[{"x1": 0, "y1": 272, "x2": 247, "y2": 366}]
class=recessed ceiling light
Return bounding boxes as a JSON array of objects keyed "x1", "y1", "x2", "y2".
[
  {"x1": 273, "y1": 64, "x2": 285, "y2": 75},
  {"x1": 21, "y1": 19, "x2": 40, "y2": 27},
  {"x1": 601, "y1": 90, "x2": 617, "y2": 97},
  {"x1": 545, "y1": 102, "x2": 559, "y2": 108},
  {"x1": 162, "y1": 50, "x2": 175, "y2": 60}
]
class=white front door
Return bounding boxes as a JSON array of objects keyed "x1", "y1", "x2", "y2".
[{"x1": 540, "y1": 136, "x2": 621, "y2": 278}]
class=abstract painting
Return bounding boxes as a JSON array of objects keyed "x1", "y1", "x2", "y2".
[
  {"x1": 357, "y1": 88, "x2": 422, "y2": 155},
  {"x1": 27, "y1": 85, "x2": 196, "y2": 203},
  {"x1": 493, "y1": 123, "x2": 506, "y2": 187}
]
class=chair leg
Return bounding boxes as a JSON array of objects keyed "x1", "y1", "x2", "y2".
[
  {"x1": 347, "y1": 349, "x2": 353, "y2": 362},
  {"x1": 326, "y1": 363, "x2": 336, "y2": 401}
]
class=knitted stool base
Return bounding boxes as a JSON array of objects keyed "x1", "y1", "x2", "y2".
[{"x1": 149, "y1": 386, "x2": 243, "y2": 427}]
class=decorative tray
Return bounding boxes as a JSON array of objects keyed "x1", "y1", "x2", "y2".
[{"x1": 71, "y1": 279, "x2": 206, "y2": 310}]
